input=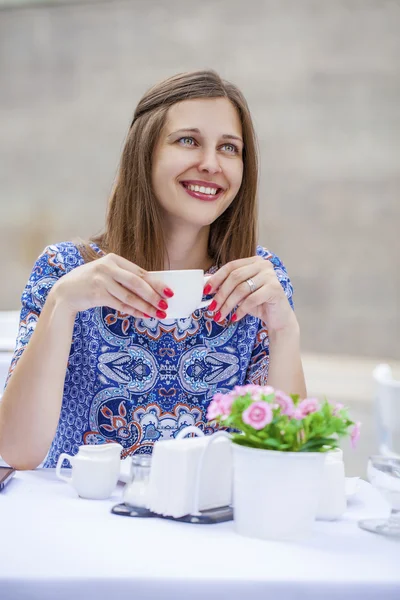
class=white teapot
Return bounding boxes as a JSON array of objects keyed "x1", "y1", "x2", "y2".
[{"x1": 56, "y1": 443, "x2": 123, "y2": 500}]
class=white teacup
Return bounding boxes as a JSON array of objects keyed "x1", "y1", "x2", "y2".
[
  {"x1": 55, "y1": 443, "x2": 123, "y2": 500},
  {"x1": 148, "y1": 270, "x2": 213, "y2": 319}
]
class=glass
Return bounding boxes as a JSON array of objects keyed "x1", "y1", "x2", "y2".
[
  {"x1": 130, "y1": 455, "x2": 152, "y2": 481},
  {"x1": 358, "y1": 455, "x2": 400, "y2": 538},
  {"x1": 123, "y1": 455, "x2": 152, "y2": 508}
]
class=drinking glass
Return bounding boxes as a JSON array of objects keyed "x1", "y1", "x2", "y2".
[{"x1": 358, "y1": 455, "x2": 400, "y2": 538}]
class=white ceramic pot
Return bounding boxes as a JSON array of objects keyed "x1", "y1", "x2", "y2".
[
  {"x1": 232, "y1": 444, "x2": 325, "y2": 541},
  {"x1": 316, "y1": 448, "x2": 346, "y2": 520}
]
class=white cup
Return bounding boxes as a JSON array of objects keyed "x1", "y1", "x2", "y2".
[
  {"x1": 148, "y1": 270, "x2": 213, "y2": 319},
  {"x1": 56, "y1": 443, "x2": 123, "y2": 500}
]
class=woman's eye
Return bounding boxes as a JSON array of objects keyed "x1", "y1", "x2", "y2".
[
  {"x1": 178, "y1": 137, "x2": 196, "y2": 146},
  {"x1": 221, "y1": 143, "x2": 238, "y2": 154}
]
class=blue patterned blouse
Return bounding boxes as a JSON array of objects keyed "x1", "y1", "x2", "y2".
[{"x1": 6, "y1": 242, "x2": 294, "y2": 467}]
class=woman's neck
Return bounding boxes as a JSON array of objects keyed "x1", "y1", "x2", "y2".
[{"x1": 163, "y1": 222, "x2": 213, "y2": 271}]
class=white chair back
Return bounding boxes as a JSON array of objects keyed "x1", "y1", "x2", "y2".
[
  {"x1": 0, "y1": 310, "x2": 20, "y2": 352},
  {"x1": 373, "y1": 364, "x2": 400, "y2": 457}
]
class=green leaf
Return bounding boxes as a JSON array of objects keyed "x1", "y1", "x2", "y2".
[
  {"x1": 298, "y1": 436, "x2": 337, "y2": 452},
  {"x1": 263, "y1": 437, "x2": 281, "y2": 448},
  {"x1": 231, "y1": 436, "x2": 261, "y2": 449}
]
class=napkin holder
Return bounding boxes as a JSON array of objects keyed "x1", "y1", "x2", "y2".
[{"x1": 147, "y1": 429, "x2": 232, "y2": 519}]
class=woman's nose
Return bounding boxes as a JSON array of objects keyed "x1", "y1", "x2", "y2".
[{"x1": 198, "y1": 150, "x2": 222, "y2": 174}]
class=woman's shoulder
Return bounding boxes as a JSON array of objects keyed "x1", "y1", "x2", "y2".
[
  {"x1": 34, "y1": 241, "x2": 103, "y2": 273},
  {"x1": 33, "y1": 241, "x2": 84, "y2": 273}
]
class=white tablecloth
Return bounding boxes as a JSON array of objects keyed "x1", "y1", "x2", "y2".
[{"x1": 0, "y1": 469, "x2": 399, "y2": 600}]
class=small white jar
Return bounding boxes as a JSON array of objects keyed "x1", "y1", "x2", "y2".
[
  {"x1": 123, "y1": 455, "x2": 152, "y2": 508},
  {"x1": 316, "y1": 448, "x2": 346, "y2": 521}
]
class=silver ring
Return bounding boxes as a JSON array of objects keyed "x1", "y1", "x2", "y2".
[{"x1": 246, "y1": 278, "x2": 257, "y2": 293}]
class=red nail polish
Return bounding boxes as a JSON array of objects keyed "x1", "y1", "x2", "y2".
[
  {"x1": 143, "y1": 313, "x2": 151, "y2": 318},
  {"x1": 231, "y1": 313, "x2": 238, "y2": 322},
  {"x1": 158, "y1": 299, "x2": 168, "y2": 310},
  {"x1": 203, "y1": 283, "x2": 212, "y2": 295},
  {"x1": 164, "y1": 287, "x2": 174, "y2": 298},
  {"x1": 156, "y1": 310, "x2": 167, "y2": 319},
  {"x1": 208, "y1": 299, "x2": 217, "y2": 312},
  {"x1": 213, "y1": 311, "x2": 221, "y2": 322}
]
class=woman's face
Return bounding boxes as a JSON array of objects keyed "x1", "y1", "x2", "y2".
[{"x1": 152, "y1": 97, "x2": 244, "y2": 229}]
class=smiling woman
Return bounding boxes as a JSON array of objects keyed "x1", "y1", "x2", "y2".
[
  {"x1": 85, "y1": 71, "x2": 258, "y2": 272},
  {"x1": 152, "y1": 97, "x2": 244, "y2": 238},
  {"x1": 0, "y1": 70, "x2": 306, "y2": 470}
]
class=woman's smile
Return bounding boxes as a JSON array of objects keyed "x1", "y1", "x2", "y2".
[{"x1": 179, "y1": 179, "x2": 225, "y2": 202}]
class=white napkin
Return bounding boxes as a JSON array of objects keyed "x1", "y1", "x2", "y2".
[{"x1": 147, "y1": 434, "x2": 232, "y2": 518}]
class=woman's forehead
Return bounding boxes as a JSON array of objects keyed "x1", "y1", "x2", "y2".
[{"x1": 165, "y1": 97, "x2": 242, "y2": 137}]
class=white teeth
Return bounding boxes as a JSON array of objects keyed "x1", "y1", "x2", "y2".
[{"x1": 185, "y1": 184, "x2": 218, "y2": 195}]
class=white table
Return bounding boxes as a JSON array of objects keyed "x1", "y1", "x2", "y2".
[{"x1": 0, "y1": 469, "x2": 399, "y2": 600}]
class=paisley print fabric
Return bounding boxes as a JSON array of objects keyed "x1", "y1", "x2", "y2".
[{"x1": 5, "y1": 242, "x2": 294, "y2": 467}]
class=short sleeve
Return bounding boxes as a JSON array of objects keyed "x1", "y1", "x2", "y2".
[
  {"x1": 256, "y1": 246, "x2": 294, "y2": 309},
  {"x1": 244, "y1": 247, "x2": 295, "y2": 385},
  {"x1": 3, "y1": 244, "x2": 74, "y2": 390}
]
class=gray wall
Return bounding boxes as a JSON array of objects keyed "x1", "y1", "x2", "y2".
[{"x1": 0, "y1": 0, "x2": 399, "y2": 358}]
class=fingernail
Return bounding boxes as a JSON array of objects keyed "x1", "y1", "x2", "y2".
[
  {"x1": 203, "y1": 283, "x2": 212, "y2": 295},
  {"x1": 158, "y1": 299, "x2": 168, "y2": 310},
  {"x1": 231, "y1": 313, "x2": 238, "y2": 323},
  {"x1": 208, "y1": 299, "x2": 217, "y2": 312},
  {"x1": 213, "y1": 311, "x2": 221, "y2": 322},
  {"x1": 156, "y1": 310, "x2": 167, "y2": 319},
  {"x1": 164, "y1": 287, "x2": 174, "y2": 298},
  {"x1": 143, "y1": 313, "x2": 151, "y2": 318}
]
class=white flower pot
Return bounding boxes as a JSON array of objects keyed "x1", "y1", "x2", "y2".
[
  {"x1": 316, "y1": 447, "x2": 346, "y2": 521},
  {"x1": 232, "y1": 444, "x2": 325, "y2": 541}
]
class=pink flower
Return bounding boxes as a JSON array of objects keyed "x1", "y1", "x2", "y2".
[
  {"x1": 274, "y1": 390, "x2": 295, "y2": 417},
  {"x1": 329, "y1": 401, "x2": 344, "y2": 416},
  {"x1": 232, "y1": 384, "x2": 257, "y2": 398},
  {"x1": 261, "y1": 385, "x2": 275, "y2": 394},
  {"x1": 206, "y1": 400, "x2": 223, "y2": 421},
  {"x1": 206, "y1": 393, "x2": 234, "y2": 421},
  {"x1": 259, "y1": 385, "x2": 275, "y2": 399},
  {"x1": 293, "y1": 397, "x2": 320, "y2": 420},
  {"x1": 232, "y1": 384, "x2": 275, "y2": 402},
  {"x1": 351, "y1": 421, "x2": 361, "y2": 449},
  {"x1": 242, "y1": 401, "x2": 273, "y2": 430},
  {"x1": 250, "y1": 388, "x2": 265, "y2": 401},
  {"x1": 220, "y1": 394, "x2": 234, "y2": 416}
]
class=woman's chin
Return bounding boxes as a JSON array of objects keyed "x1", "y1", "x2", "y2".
[{"x1": 162, "y1": 206, "x2": 224, "y2": 228}]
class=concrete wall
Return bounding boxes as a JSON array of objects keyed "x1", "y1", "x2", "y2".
[{"x1": 0, "y1": 0, "x2": 399, "y2": 358}]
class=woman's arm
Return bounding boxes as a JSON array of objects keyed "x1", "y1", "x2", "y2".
[
  {"x1": 205, "y1": 249, "x2": 307, "y2": 398},
  {"x1": 0, "y1": 287, "x2": 76, "y2": 470},
  {"x1": 0, "y1": 247, "x2": 172, "y2": 470},
  {"x1": 267, "y1": 312, "x2": 307, "y2": 398}
]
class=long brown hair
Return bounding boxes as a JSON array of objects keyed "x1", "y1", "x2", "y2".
[{"x1": 81, "y1": 70, "x2": 259, "y2": 269}]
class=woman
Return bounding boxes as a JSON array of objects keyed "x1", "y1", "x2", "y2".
[{"x1": 0, "y1": 70, "x2": 306, "y2": 470}]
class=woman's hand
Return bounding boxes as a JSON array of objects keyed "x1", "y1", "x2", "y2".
[
  {"x1": 204, "y1": 256, "x2": 296, "y2": 333},
  {"x1": 50, "y1": 253, "x2": 174, "y2": 319}
]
